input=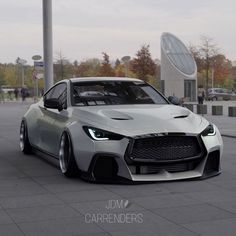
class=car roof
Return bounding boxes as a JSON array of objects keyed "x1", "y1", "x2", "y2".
[{"x1": 70, "y1": 77, "x2": 143, "y2": 83}]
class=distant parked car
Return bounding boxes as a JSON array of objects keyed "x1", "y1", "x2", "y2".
[{"x1": 208, "y1": 88, "x2": 232, "y2": 101}]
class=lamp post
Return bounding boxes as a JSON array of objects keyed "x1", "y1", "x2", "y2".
[
  {"x1": 32, "y1": 55, "x2": 42, "y2": 102},
  {"x1": 211, "y1": 66, "x2": 214, "y2": 89},
  {"x1": 211, "y1": 59, "x2": 217, "y2": 90},
  {"x1": 205, "y1": 39, "x2": 209, "y2": 100},
  {"x1": 16, "y1": 57, "x2": 27, "y2": 87},
  {"x1": 42, "y1": 0, "x2": 54, "y2": 91}
]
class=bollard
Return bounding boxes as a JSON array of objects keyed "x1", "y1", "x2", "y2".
[
  {"x1": 183, "y1": 104, "x2": 194, "y2": 112},
  {"x1": 228, "y1": 107, "x2": 236, "y2": 117},
  {"x1": 197, "y1": 104, "x2": 207, "y2": 114},
  {"x1": 212, "y1": 106, "x2": 223, "y2": 115}
]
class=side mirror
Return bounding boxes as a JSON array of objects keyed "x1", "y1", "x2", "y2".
[
  {"x1": 44, "y1": 98, "x2": 63, "y2": 111},
  {"x1": 168, "y1": 96, "x2": 181, "y2": 106}
]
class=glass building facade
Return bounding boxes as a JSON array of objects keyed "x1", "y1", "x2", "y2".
[{"x1": 161, "y1": 32, "x2": 197, "y2": 102}]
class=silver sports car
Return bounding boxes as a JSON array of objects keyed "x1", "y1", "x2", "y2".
[{"x1": 20, "y1": 77, "x2": 223, "y2": 182}]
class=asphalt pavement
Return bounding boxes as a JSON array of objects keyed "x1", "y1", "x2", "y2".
[{"x1": 0, "y1": 102, "x2": 236, "y2": 236}]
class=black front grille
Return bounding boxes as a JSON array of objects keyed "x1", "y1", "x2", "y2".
[
  {"x1": 145, "y1": 162, "x2": 195, "y2": 173},
  {"x1": 128, "y1": 159, "x2": 201, "y2": 174},
  {"x1": 128, "y1": 135, "x2": 201, "y2": 162}
]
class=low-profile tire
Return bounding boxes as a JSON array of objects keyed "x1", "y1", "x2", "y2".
[
  {"x1": 59, "y1": 132, "x2": 79, "y2": 177},
  {"x1": 20, "y1": 120, "x2": 32, "y2": 154}
]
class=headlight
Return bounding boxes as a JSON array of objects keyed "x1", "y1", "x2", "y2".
[
  {"x1": 83, "y1": 127, "x2": 124, "y2": 141},
  {"x1": 201, "y1": 124, "x2": 216, "y2": 136}
]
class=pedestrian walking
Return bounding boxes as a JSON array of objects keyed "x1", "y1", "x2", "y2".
[
  {"x1": 21, "y1": 86, "x2": 27, "y2": 102},
  {"x1": 197, "y1": 85, "x2": 205, "y2": 104},
  {"x1": 8, "y1": 90, "x2": 13, "y2": 100},
  {"x1": 14, "y1": 88, "x2": 19, "y2": 100}
]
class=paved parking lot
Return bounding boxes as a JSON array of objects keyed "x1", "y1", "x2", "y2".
[{"x1": 0, "y1": 103, "x2": 236, "y2": 236}]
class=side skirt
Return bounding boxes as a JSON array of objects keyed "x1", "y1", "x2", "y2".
[{"x1": 31, "y1": 145, "x2": 60, "y2": 168}]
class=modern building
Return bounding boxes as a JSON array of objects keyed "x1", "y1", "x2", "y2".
[{"x1": 161, "y1": 32, "x2": 197, "y2": 102}]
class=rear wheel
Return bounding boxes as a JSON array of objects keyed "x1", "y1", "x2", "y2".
[
  {"x1": 20, "y1": 120, "x2": 32, "y2": 154},
  {"x1": 59, "y1": 132, "x2": 78, "y2": 177}
]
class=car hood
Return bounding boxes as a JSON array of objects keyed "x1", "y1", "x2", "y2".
[{"x1": 72, "y1": 104, "x2": 208, "y2": 136}]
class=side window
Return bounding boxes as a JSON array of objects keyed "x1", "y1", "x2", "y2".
[{"x1": 44, "y1": 83, "x2": 67, "y2": 108}]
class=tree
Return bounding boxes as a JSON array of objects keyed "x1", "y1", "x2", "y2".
[
  {"x1": 0, "y1": 70, "x2": 5, "y2": 86},
  {"x1": 74, "y1": 58, "x2": 101, "y2": 77},
  {"x1": 99, "y1": 52, "x2": 115, "y2": 77},
  {"x1": 131, "y1": 44, "x2": 156, "y2": 81},
  {"x1": 2, "y1": 64, "x2": 18, "y2": 87},
  {"x1": 73, "y1": 60, "x2": 78, "y2": 67},
  {"x1": 115, "y1": 59, "x2": 121, "y2": 69},
  {"x1": 115, "y1": 64, "x2": 125, "y2": 77},
  {"x1": 189, "y1": 37, "x2": 234, "y2": 91},
  {"x1": 54, "y1": 51, "x2": 71, "y2": 82},
  {"x1": 189, "y1": 43, "x2": 205, "y2": 72},
  {"x1": 199, "y1": 36, "x2": 219, "y2": 97},
  {"x1": 232, "y1": 63, "x2": 236, "y2": 90},
  {"x1": 211, "y1": 54, "x2": 232, "y2": 87},
  {"x1": 75, "y1": 62, "x2": 89, "y2": 77}
]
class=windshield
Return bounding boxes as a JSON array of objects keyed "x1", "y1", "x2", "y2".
[{"x1": 71, "y1": 81, "x2": 168, "y2": 106}]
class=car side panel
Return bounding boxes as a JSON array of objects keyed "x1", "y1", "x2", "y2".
[
  {"x1": 50, "y1": 109, "x2": 72, "y2": 156},
  {"x1": 24, "y1": 104, "x2": 42, "y2": 147},
  {"x1": 37, "y1": 107, "x2": 58, "y2": 154}
]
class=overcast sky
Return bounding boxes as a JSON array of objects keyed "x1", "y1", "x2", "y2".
[{"x1": 0, "y1": 0, "x2": 236, "y2": 64}]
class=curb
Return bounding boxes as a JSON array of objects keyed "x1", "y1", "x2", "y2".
[{"x1": 221, "y1": 134, "x2": 236, "y2": 139}]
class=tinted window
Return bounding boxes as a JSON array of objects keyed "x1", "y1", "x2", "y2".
[
  {"x1": 44, "y1": 83, "x2": 67, "y2": 108},
  {"x1": 72, "y1": 81, "x2": 167, "y2": 106},
  {"x1": 45, "y1": 83, "x2": 66, "y2": 99}
]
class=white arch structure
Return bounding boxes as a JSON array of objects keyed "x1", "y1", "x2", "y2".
[{"x1": 161, "y1": 32, "x2": 197, "y2": 102}]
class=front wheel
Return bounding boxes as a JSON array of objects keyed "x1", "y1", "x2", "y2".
[
  {"x1": 20, "y1": 120, "x2": 32, "y2": 154},
  {"x1": 59, "y1": 132, "x2": 79, "y2": 177}
]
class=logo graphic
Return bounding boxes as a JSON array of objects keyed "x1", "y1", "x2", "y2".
[{"x1": 85, "y1": 199, "x2": 143, "y2": 224}]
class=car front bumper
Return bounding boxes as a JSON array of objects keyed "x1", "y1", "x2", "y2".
[{"x1": 72, "y1": 125, "x2": 223, "y2": 182}]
